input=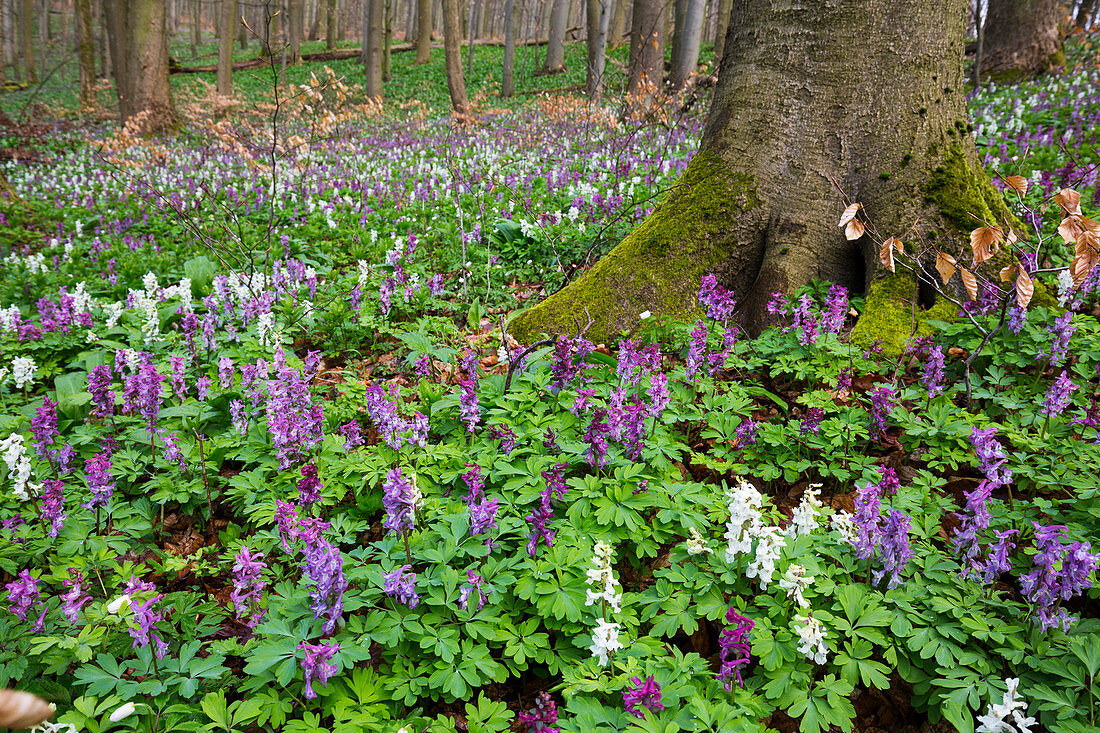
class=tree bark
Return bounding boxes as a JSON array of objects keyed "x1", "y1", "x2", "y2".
[
  {"x1": 1076, "y1": 0, "x2": 1097, "y2": 28},
  {"x1": 217, "y1": 0, "x2": 236, "y2": 94},
  {"x1": 131, "y1": 0, "x2": 176, "y2": 132},
  {"x1": 466, "y1": 0, "x2": 477, "y2": 75},
  {"x1": 501, "y1": 0, "x2": 516, "y2": 94},
  {"x1": 441, "y1": 0, "x2": 469, "y2": 112},
  {"x1": 670, "y1": 0, "x2": 703, "y2": 88},
  {"x1": 543, "y1": 0, "x2": 567, "y2": 71},
  {"x1": 607, "y1": 0, "x2": 624, "y2": 46},
  {"x1": 669, "y1": 0, "x2": 684, "y2": 79},
  {"x1": 626, "y1": 0, "x2": 660, "y2": 106},
  {"x1": 414, "y1": 0, "x2": 432, "y2": 61},
  {"x1": 362, "y1": 0, "x2": 383, "y2": 97},
  {"x1": 327, "y1": 0, "x2": 338, "y2": 47},
  {"x1": 19, "y1": 0, "x2": 33, "y2": 82},
  {"x1": 76, "y1": 0, "x2": 96, "y2": 110},
  {"x1": 712, "y1": 0, "x2": 731, "y2": 65},
  {"x1": 383, "y1": 0, "x2": 392, "y2": 79},
  {"x1": 585, "y1": 0, "x2": 609, "y2": 99},
  {"x1": 288, "y1": 0, "x2": 303, "y2": 62},
  {"x1": 981, "y1": 0, "x2": 1066, "y2": 80},
  {"x1": 510, "y1": 0, "x2": 1019, "y2": 354}
]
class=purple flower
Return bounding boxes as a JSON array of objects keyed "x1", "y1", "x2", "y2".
[
  {"x1": 800, "y1": 408, "x2": 824, "y2": 436},
  {"x1": 853, "y1": 475, "x2": 884, "y2": 560},
  {"x1": 458, "y1": 568, "x2": 486, "y2": 611},
  {"x1": 792, "y1": 294, "x2": 819, "y2": 346},
  {"x1": 542, "y1": 428, "x2": 560, "y2": 453},
  {"x1": 31, "y1": 397, "x2": 59, "y2": 460},
  {"x1": 218, "y1": 357, "x2": 235, "y2": 389},
  {"x1": 616, "y1": 339, "x2": 662, "y2": 386},
  {"x1": 407, "y1": 411, "x2": 429, "y2": 448},
  {"x1": 735, "y1": 418, "x2": 759, "y2": 448},
  {"x1": 382, "y1": 468, "x2": 418, "y2": 536},
  {"x1": 517, "y1": 691, "x2": 560, "y2": 733},
  {"x1": 61, "y1": 568, "x2": 92, "y2": 624},
  {"x1": 1044, "y1": 312, "x2": 1076, "y2": 367},
  {"x1": 230, "y1": 399, "x2": 249, "y2": 435},
  {"x1": 550, "y1": 335, "x2": 593, "y2": 390},
  {"x1": 1021, "y1": 523, "x2": 1100, "y2": 632},
  {"x1": 161, "y1": 432, "x2": 186, "y2": 470},
  {"x1": 867, "y1": 384, "x2": 896, "y2": 436},
  {"x1": 648, "y1": 372, "x2": 670, "y2": 419},
  {"x1": 298, "y1": 461, "x2": 323, "y2": 504},
  {"x1": 836, "y1": 368, "x2": 853, "y2": 393},
  {"x1": 718, "y1": 607, "x2": 754, "y2": 690},
  {"x1": 230, "y1": 547, "x2": 266, "y2": 629},
  {"x1": 88, "y1": 365, "x2": 115, "y2": 418},
  {"x1": 6, "y1": 570, "x2": 46, "y2": 630},
  {"x1": 125, "y1": 362, "x2": 166, "y2": 433},
  {"x1": 170, "y1": 356, "x2": 188, "y2": 400},
  {"x1": 623, "y1": 675, "x2": 664, "y2": 718},
  {"x1": 83, "y1": 451, "x2": 114, "y2": 511},
  {"x1": 698, "y1": 274, "x2": 736, "y2": 322},
  {"x1": 382, "y1": 565, "x2": 420, "y2": 608},
  {"x1": 1043, "y1": 371, "x2": 1079, "y2": 417},
  {"x1": 470, "y1": 497, "x2": 499, "y2": 537},
  {"x1": 526, "y1": 462, "x2": 569, "y2": 558},
  {"x1": 413, "y1": 354, "x2": 432, "y2": 377},
  {"x1": 276, "y1": 501, "x2": 346, "y2": 632},
  {"x1": 685, "y1": 320, "x2": 707, "y2": 382},
  {"x1": 488, "y1": 423, "x2": 517, "y2": 454},
  {"x1": 872, "y1": 509, "x2": 913, "y2": 589},
  {"x1": 982, "y1": 529, "x2": 1018, "y2": 585},
  {"x1": 196, "y1": 375, "x2": 212, "y2": 401},
  {"x1": 265, "y1": 357, "x2": 324, "y2": 469},
  {"x1": 459, "y1": 379, "x2": 481, "y2": 433},
  {"x1": 461, "y1": 463, "x2": 484, "y2": 502},
  {"x1": 921, "y1": 346, "x2": 946, "y2": 398},
  {"x1": 364, "y1": 385, "x2": 405, "y2": 448},
  {"x1": 127, "y1": 583, "x2": 169, "y2": 659},
  {"x1": 584, "y1": 409, "x2": 611, "y2": 468},
  {"x1": 339, "y1": 420, "x2": 364, "y2": 449},
  {"x1": 298, "y1": 641, "x2": 339, "y2": 699},
  {"x1": 972, "y1": 427, "x2": 1012, "y2": 488},
  {"x1": 820, "y1": 285, "x2": 849, "y2": 335},
  {"x1": 41, "y1": 479, "x2": 66, "y2": 537}
]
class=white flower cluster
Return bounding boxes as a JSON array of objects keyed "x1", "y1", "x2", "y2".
[
  {"x1": 977, "y1": 678, "x2": 1035, "y2": 733},
  {"x1": 1, "y1": 433, "x2": 33, "y2": 500},
  {"x1": 256, "y1": 312, "x2": 277, "y2": 348},
  {"x1": 779, "y1": 564, "x2": 813, "y2": 609},
  {"x1": 724, "y1": 478, "x2": 764, "y2": 559},
  {"x1": 12, "y1": 356, "x2": 36, "y2": 390},
  {"x1": 830, "y1": 510, "x2": 859, "y2": 545},
  {"x1": 686, "y1": 527, "x2": 711, "y2": 555},
  {"x1": 793, "y1": 613, "x2": 829, "y2": 665},
  {"x1": 0, "y1": 305, "x2": 19, "y2": 332},
  {"x1": 589, "y1": 618, "x2": 623, "y2": 666},
  {"x1": 746, "y1": 525, "x2": 784, "y2": 590},
  {"x1": 585, "y1": 541, "x2": 622, "y2": 613},
  {"x1": 787, "y1": 485, "x2": 823, "y2": 537}
]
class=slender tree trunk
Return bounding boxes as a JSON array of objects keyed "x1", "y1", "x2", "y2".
[
  {"x1": 19, "y1": 0, "x2": 33, "y2": 82},
  {"x1": 585, "y1": 0, "x2": 609, "y2": 99},
  {"x1": 361, "y1": 0, "x2": 383, "y2": 96},
  {"x1": 102, "y1": 0, "x2": 130, "y2": 116},
  {"x1": 414, "y1": 0, "x2": 432, "y2": 61},
  {"x1": 76, "y1": 0, "x2": 96, "y2": 110},
  {"x1": 189, "y1": 0, "x2": 199, "y2": 57},
  {"x1": 327, "y1": 0, "x2": 338, "y2": 46},
  {"x1": 217, "y1": 0, "x2": 236, "y2": 94},
  {"x1": 626, "y1": 0, "x2": 660, "y2": 104},
  {"x1": 543, "y1": 0, "x2": 567, "y2": 70},
  {"x1": 670, "y1": 0, "x2": 703, "y2": 88},
  {"x1": 288, "y1": 0, "x2": 303, "y2": 62},
  {"x1": 607, "y1": 0, "x2": 624, "y2": 46},
  {"x1": 511, "y1": 0, "x2": 1013, "y2": 354},
  {"x1": 466, "y1": 0, "x2": 477, "y2": 75},
  {"x1": 713, "y1": 0, "x2": 731, "y2": 63},
  {"x1": 1076, "y1": 0, "x2": 1097, "y2": 27},
  {"x1": 406, "y1": 0, "x2": 415, "y2": 40},
  {"x1": 132, "y1": 0, "x2": 176, "y2": 132},
  {"x1": 669, "y1": 0, "x2": 684, "y2": 78},
  {"x1": 981, "y1": 0, "x2": 1065, "y2": 80},
  {"x1": 441, "y1": 0, "x2": 469, "y2": 112},
  {"x1": 98, "y1": 0, "x2": 108, "y2": 77},
  {"x1": 383, "y1": 0, "x2": 392, "y2": 79},
  {"x1": 501, "y1": 0, "x2": 515, "y2": 94}
]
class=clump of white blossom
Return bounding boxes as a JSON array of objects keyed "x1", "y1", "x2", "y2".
[
  {"x1": 1, "y1": 433, "x2": 34, "y2": 500},
  {"x1": 585, "y1": 540, "x2": 622, "y2": 613},
  {"x1": 589, "y1": 618, "x2": 623, "y2": 666},
  {"x1": 686, "y1": 527, "x2": 711, "y2": 555},
  {"x1": 976, "y1": 678, "x2": 1035, "y2": 733},
  {"x1": 793, "y1": 613, "x2": 829, "y2": 665},
  {"x1": 779, "y1": 564, "x2": 813, "y2": 609},
  {"x1": 12, "y1": 357, "x2": 36, "y2": 390}
]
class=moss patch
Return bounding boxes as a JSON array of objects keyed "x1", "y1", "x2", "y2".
[
  {"x1": 851, "y1": 273, "x2": 957, "y2": 356},
  {"x1": 508, "y1": 150, "x2": 761, "y2": 343},
  {"x1": 923, "y1": 143, "x2": 1020, "y2": 235}
]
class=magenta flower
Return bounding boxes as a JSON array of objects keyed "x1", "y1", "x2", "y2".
[
  {"x1": 298, "y1": 461, "x2": 322, "y2": 505},
  {"x1": 298, "y1": 641, "x2": 339, "y2": 699},
  {"x1": 382, "y1": 565, "x2": 420, "y2": 608},
  {"x1": 230, "y1": 547, "x2": 266, "y2": 629},
  {"x1": 5, "y1": 570, "x2": 46, "y2": 630},
  {"x1": 623, "y1": 675, "x2": 664, "y2": 718},
  {"x1": 61, "y1": 568, "x2": 92, "y2": 624},
  {"x1": 718, "y1": 607, "x2": 754, "y2": 690}
]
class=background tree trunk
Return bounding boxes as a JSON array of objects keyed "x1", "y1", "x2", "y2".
[
  {"x1": 501, "y1": 0, "x2": 515, "y2": 95},
  {"x1": 441, "y1": 0, "x2": 468, "y2": 112},
  {"x1": 543, "y1": 0, "x2": 567, "y2": 71},
  {"x1": 19, "y1": 0, "x2": 33, "y2": 82},
  {"x1": 327, "y1": 0, "x2": 338, "y2": 46},
  {"x1": 131, "y1": 0, "x2": 176, "y2": 132},
  {"x1": 383, "y1": 0, "x2": 392, "y2": 79},
  {"x1": 1076, "y1": 0, "x2": 1097, "y2": 28},
  {"x1": 510, "y1": 0, "x2": 1015, "y2": 355},
  {"x1": 626, "y1": 0, "x2": 660, "y2": 107},
  {"x1": 414, "y1": 0, "x2": 432, "y2": 61},
  {"x1": 288, "y1": 0, "x2": 303, "y2": 62},
  {"x1": 670, "y1": 0, "x2": 703, "y2": 88},
  {"x1": 76, "y1": 0, "x2": 96, "y2": 110},
  {"x1": 217, "y1": 0, "x2": 236, "y2": 94},
  {"x1": 669, "y1": 0, "x2": 684, "y2": 78},
  {"x1": 981, "y1": 0, "x2": 1066, "y2": 80},
  {"x1": 362, "y1": 0, "x2": 383, "y2": 97},
  {"x1": 607, "y1": 0, "x2": 624, "y2": 46},
  {"x1": 238, "y1": 5, "x2": 248, "y2": 48},
  {"x1": 712, "y1": 0, "x2": 730, "y2": 65},
  {"x1": 466, "y1": 0, "x2": 477, "y2": 75},
  {"x1": 585, "y1": 0, "x2": 609, "y2": 99}
]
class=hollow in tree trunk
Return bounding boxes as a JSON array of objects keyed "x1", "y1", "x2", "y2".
[
  {"x1": 980, "y1": 0, "x2": 1066, "y2": 81},
  {"x1": 441, "y1": 0, "x2": 469, "y2": 113},
  {"x1": 509, "y1": 0, "x2": 1024, "y2": 355}
]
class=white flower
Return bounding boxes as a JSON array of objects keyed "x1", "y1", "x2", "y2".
[
  {"x1": 787, "y1": 485, "x2": 822, "y2": 537},
  {"x1": 830, "y1": 511, "x2": 859, "y2": 545},
  {"x1": 1, "y1": 433, "x2": 33, "y2": 500},
  {"x1": 746, "y1": 526, "x2": 784, "y2": 590},
  {"x1": 12, "y1": 357, "x2": 36, "y2": 390},
  {"x1": 639, "y1": 310, "x2": 651, "y2": 320},
  {"x1": 142, "y1": 272, "x2": 159, "y2": 299},
  {"x1": 109, "y1": 702, "x2": 137, "y2": 722},
  {"x1": 977, "y1": 678, "x2": 1033, "y2": 733},
  {"x1": 589, "y1": 618, "x2": 623, "y2": 666},
  {"x1": 779, "y1": 564, "x2": 813, "y2": 608},
  {"x1": 723, "y1": 478, "x2": 764, "y2": 561},
  {"x1": 106, "y1": 594, "x2": 132, "y2": 614},
  {"x1": 1056, "y1": 269, "x2": 1075, "y2": 307},
  {"x1": 104, "y1": 302, "x2": 124, "y2": 329},
  {"x1": 256, "y1": 312, "x2": 276, "y2": 348},
  {"x1": 793, "y1": 613, "x2": 829, "y2": 665},
  {"x1": 686, "y1": 527, "x2": 711, "y2": 555},
  {"x1": 86, "y1": 330, "x2": 99, "y2": 344},
  {"x1": 584, "y1": 541, "x2": 623, "y2": 613}
]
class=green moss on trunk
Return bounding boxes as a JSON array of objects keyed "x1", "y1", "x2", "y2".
[
  {"x1": 508, "y1": 151, "x2": 761, "y2": 343},
  {"x1": 852, "y1": 273, "x2": 957, "y2": 354},
  {"x1": 923, "y1": 143, "x2": 1021, "y2": 234}
]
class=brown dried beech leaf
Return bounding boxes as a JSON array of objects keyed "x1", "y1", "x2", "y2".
[
  {"x1": 845, "y1": 218, "x2": 866, "y2": 241},
  {"x1": 838, "y1": 202, "x2": 862, "y2": 227},
  {"x1": 970, "y1": 226, "x2": 1003, "y2": 266},
  {"x1": 1070, "y1": 251, "x2": 1096, "y2": 288},
  {"x1": 0, "y1": 689, "x2": 54, "y2": 729},
  {"x1": 960, "y1": 267, "x2": 978, "y2": 300},
  {"x1": 879, "y1": 237, "x2": 903, "y2": 272},
  {"x1": 999, "y1": 263, "x2": 1017, "y2": 282},
  {"x1": 1054, "y1": 188, "x2": 1083, "y2": 216},
  {"x1": 1059, "y1": 216, "x2": 1083, "y2": 244},
  {"x1": 936, "y1": 251, "x2": 957, "y2": 284},
  {"x1": 1015, "y1": 269, "x2": 1034, "y2": 309},
  {"x1": 1005, "y1": 175, "x2": 1029, "y2": 195}
]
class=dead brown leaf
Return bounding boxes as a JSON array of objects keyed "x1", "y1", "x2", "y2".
[
  {"x1": 1054, "y1": 187, "x2": 1082, "y2": 216},
  {"x1": 970, "y1": 225, "x2": 1003, "y2": 266},
  {"x1": 1005, "y1": 175, "x2": 1028, "y2": 195},
  {"x1": 960, "y1": 267, "x2": 978, "y2": 300},
  {"x1": 845, "y1": 218, "x2": 866, "y2": 241},
  {"x1": 935, "y1": 251, "x2": 957, "y2": 284},
  {"x1": 1015, "y1": 268, "x2": 1034, "y2": 308},
  {"x1": 838, "y1": 202, "x2": 861, "y2": 227},
  {"x1": 879, "y1": 237, "x2": 902, "y2": 272}
]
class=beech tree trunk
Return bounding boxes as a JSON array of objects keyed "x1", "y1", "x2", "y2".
[
  {"x1": 626, "y1": 0, "x2": 661, "y2": 106},
  {"x1": 670, "y1": 0, "x2": 703, "y2": 88},
  {"x1": 543, "y1": 0, "x2": 567, "y2": 71},
  {"x1": 1077, "y1": 0, "x2": 1097, "y2": 28},
  {"x1": 327, "y1": 0, "x2": 338, "y2": 47},
  {"x1": 713, "y1": 0, "x2": 731, "y2": 65},
  {"x1": 414, "y1": 0, "x2": 432, "y2": 61},
  {"x1": 76, "y1": 0, "x2": 96, "y2": 110},
  {"x1": 217, "y1": 0, "x2": 236, "y2": 94},
  {"x1": 510, "y1": 0, "x2": 1018, "y2": 354},
  {"x1": 288, "y1": 0, "x2": 303, "y2": 62},
  {"x1": 585, "y1": 0, "x2": 609, "y2": 99},
  {"x1": 981, "y1": 0, "x2": 1065, "y2": 80},
  {"x1": 383, "y1": 0, "x2": 392, "y2": 79},
  {"x1": 362, "y1": 0, "x2": 383, "y2": 98},
  {"x1": 441, "y1": 0, "x2": 469, "y2": 112},
  {"x1": 607, "y1": 0, "x2": 624, "y2": 46},
  {"x1": 501, "y1": 0, "x2": 516, "y2": 95},
  {"x1": 19, "y1": 0, "x2": 33, "y2": 83}
]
